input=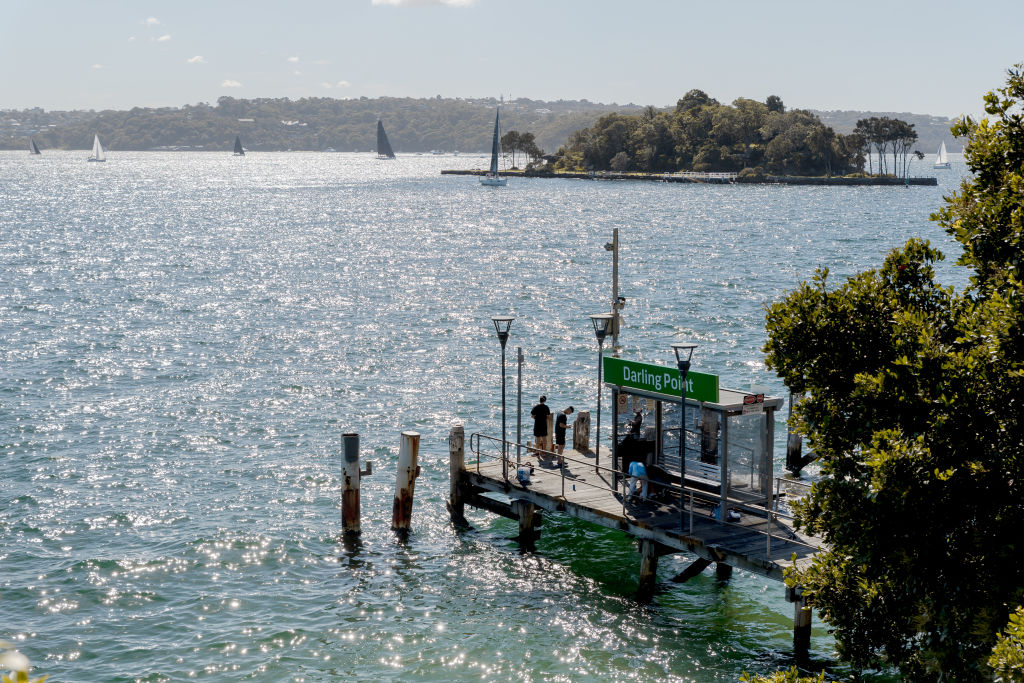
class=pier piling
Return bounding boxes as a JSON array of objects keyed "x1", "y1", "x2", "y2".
[
  {"x1": 788, "y1": 586, "x2": 813, "y2": 662},
  {"x1": 572, "y1": 410, "x2": 590, "y2": 452},
  {"x1": 638, "y1": 539, "x2": 661, "y2": 600},
  {"x1": 447, "y1": 425, "x2": 468, "y2": 527},
  {"x1": 341, "y1": 433, "x2": 367, "y2": 535},
  {"x1": 392, "y1": 431, "x2": 421, "y2": 533},
  {"x1": 511, "y1": 499, "x2": 540, "y2": 549}
]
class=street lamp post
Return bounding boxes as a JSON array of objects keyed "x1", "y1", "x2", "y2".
[
  {"x1": 492, "y1": 316, "x2": 514, "y2": 480},
  {"x1": 590, "y1": 314, "x2": 613, "y2": 471},
  {"x1": 672, "y1": 342, "x2": 698, "y2": 522}
]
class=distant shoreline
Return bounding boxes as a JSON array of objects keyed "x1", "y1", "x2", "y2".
[{"x1": 441, "y1": 169, "x2": 938, "y2": 186}]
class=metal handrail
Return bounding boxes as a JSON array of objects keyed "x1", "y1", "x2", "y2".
[{"x1": 468, "y1": 432, "x2": 822, "y2": 555}]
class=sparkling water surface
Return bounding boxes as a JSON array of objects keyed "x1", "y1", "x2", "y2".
[{"x1": 1, "y1": 151, "x2": 967, "y2": 681}]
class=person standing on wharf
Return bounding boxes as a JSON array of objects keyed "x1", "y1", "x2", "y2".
[
  {"x1": 554, "y1": 405, "x2": 574, "y2": 462},
  {"x1": 531, "y1": 395, "x2": 551, "y2": 455}
]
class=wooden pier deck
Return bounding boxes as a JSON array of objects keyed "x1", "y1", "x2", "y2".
[{"x1": 454, "y1": 441, "x2": 822, "y2": 584}]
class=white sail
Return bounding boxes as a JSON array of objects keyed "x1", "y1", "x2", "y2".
[
  {"x1": 934, "y1": 141, "x2": 950, "y2": 169},
  {"x1": 89, "y1": 134, "x2": 106, "y2": 162}
]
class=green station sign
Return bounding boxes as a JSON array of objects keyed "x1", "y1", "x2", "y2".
[{"x1": 603, "y1": 356, "x2": 719, "y2": 403}]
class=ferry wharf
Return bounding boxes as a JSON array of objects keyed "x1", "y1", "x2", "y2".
[{"x1": 446, "y1": 354, "x2": 824, "y2": 656}]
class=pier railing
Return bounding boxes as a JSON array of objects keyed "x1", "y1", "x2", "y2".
[{"x1": 468, "y1": 433, "x2": 819, "y2": 557}]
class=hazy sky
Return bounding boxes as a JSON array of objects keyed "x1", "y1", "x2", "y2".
[{"x1": 3, "y1": 0, "x2": 1022, "y2": 117}]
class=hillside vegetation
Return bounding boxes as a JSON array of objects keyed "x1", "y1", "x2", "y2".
[{"x1": 1, "y1": 95, "x2": 958, "y2": 166}]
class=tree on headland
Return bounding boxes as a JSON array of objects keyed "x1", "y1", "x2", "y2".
[
  {"x1": 763, "y1": 65, "x2": 1024, "y2": 680},
  {"x1": 500, "y1": 130, "x2": 543, "y2": 168},
  {"x1": 853, "y1": 116, "x2": 920, "y2": 177},
  {"x1": 552, "y1": 92, "x2": 864, "y2": 176},
  {"x1": 500, "y1": 130, "x2": 521, "y2": 166}
]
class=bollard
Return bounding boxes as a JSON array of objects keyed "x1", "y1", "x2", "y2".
[
  {"x1": 342, "y1": 433, "x2": 372, "y2": 536},
  {"x1": 392, "y1": 431, "x2": 421, "y2": 532},
  {"x1": 572, "y1": 410, "x2": 591, "y2": 453},
  {"x1": 448, "y1": 425, "x2": 467, "y2": 527}
]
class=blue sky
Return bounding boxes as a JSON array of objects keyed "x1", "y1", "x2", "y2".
[{"x1": 2, "y1": 0, "x2": 1022, "y2": 116}]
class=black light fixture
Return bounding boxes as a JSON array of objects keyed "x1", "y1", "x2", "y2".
[
  {"x1": 492, "y1": 316, "x2": 513, "y2": 349},
  {"x1": 671, "y1": 342, "x2": 697, "y2": 508},
  {"x1": 590, "y1": 314, "x2": 613, "y2": 469},
  {"x1": 491, "y1": 316, "x2": 514, "y2": 476},
  {"x1": 671, "y1": 342, "x2": 698, "y2": 382}
]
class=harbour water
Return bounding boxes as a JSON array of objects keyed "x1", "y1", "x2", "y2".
[{"x1": 1, "y1": 151, "x2": 966, "y2": 681}]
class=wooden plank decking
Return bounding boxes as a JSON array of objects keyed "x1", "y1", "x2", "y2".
[{"x1": 461, "y1": 446, "x2": 822, "y2": 582}]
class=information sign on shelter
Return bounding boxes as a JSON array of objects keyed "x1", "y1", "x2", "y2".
[{"x1": 603, "y1": 356, "x2": 719, "y2": 403}]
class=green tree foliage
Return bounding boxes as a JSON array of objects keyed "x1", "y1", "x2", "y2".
[
  {"x1": 763, "y1": 65, "x2": 1024, "y2": 680},
  {"x1": 853, "y1": 116, "x2": 920, "y2": 177},
  {"x1": 553, "y1": 93, "x2": 863, "y2": 175},
  {"x1": 740, "y1": 667, "x2": 825, "y2": 683},
  {"x1": 500, "y1": 130, "x2": 521, "y2": 166},
  {"x1": 990, "y1": 606, "x2": 1024, "y2": 681},
  {"x1": 500, "y1": 130, "x2": 544, "y2": 168}
]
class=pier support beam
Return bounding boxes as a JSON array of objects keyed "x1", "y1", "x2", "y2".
[
  {"x1": 715, "y1": 563, "x2": 733, "y2": 581},
  {"x1": 447, "y1": 425, "x2": 468, "y2": 527},
  {"x1": 670, "y1": 557, "x2": 711, "y2": 583},
  {"x1": 392, "y1": 431, "x2": 421, "y2": 533}
]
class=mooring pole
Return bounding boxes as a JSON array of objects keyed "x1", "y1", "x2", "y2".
[
  {"x1": 448, "y1": 425, "x2": 467, "y2": 527},
  {"x1": 788, "y1": 586, "x2": 812, "y2": 664},
  {"x1": 392, "y1": 431, "x2": 421, "y2": 533},
  {"x1": 342, "y1": 433, "x2": 361, "y2": 535}
]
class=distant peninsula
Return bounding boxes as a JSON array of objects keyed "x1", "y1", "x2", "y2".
[{"x1": 1, "y1": 95, "x2": 959, "y2": 159}]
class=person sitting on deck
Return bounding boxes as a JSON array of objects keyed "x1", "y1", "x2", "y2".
[{"x1": 627, "y1": 458, "x2": 648, "y2": 502}]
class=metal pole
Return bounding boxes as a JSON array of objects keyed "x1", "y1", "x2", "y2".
[
  {"x1": 501, "y1": 342, "x2": 507, "y2": 481},
  {"x1": 516, "y1": 347, "x2": 523, "y2": 467},
  {"x1": 611, "y1": 228, "x2": 620, "y2": 352},
  {"x1": 596, "y1": 339, "x2": 604, "y2": 471}
]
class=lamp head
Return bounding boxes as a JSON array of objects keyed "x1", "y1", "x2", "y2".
[
  {"x1": 491, "y1": 315, "x2": 514, "y2": 347},
  {"x1": 589, "y1": 313, "x2": 613, "y2": 343},
  {"x1": 671, "y1": 342, "x2": 698, "y2": 375}
]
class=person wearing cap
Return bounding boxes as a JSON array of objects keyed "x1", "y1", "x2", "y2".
[
  {"x1": 554, "y1": 405, "x2": 574, "y2": 463},
  {"x1": 530, "y1": 395, "x2": 551, "y2": 456}
]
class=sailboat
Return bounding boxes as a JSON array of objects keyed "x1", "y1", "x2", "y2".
[
  {"x1": 376, "y1": 120, "x2": 396, "y2": 159},
  {"x1": 29, "y1": 138, "x2": 41, "y2": 155},
  {"x1": 87, "y1": 134, "x2": 105, "y2": 162},
  {"x1": 933, "y1": 141, "x2": 951, "y2": 169},
  {"x1": 480, "y1": 108, "x2": 507, "y2": 186},
  {"x1": 233, "y1": 135, "x2": 245, "y2": 156}
]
